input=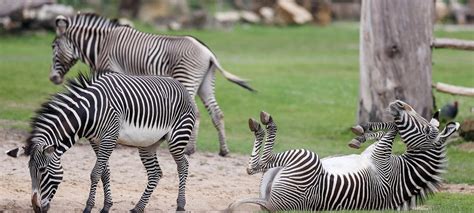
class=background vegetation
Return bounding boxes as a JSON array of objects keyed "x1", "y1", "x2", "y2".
[{"x1": 0, "y1": 23, "x2": 473, "y2": 209}]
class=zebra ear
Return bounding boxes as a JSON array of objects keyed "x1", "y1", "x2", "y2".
[
  {"x1": 440, "y1": 122, "x2": 460, "y2": 139},
  {"x1": 55, "y1": 15, "x2": 68, "y2": 36},
  {"x1": 430, "y1": 111, "x2": 440, "y2": 128},
  {"x1": 6, "y1": 147, "x2": 27, "y2": 158}
]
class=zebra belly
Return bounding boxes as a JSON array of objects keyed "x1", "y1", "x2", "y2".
[
  {"x1": 117, "y1": 122, "x2": 169, "y2": 147},
  {"x1": 321, "y1": 144, "x2": 376, "y2": 175}
]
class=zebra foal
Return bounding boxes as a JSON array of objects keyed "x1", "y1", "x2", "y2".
[
  {"x1": 229, "y1": 100, "x2": 459, "y2": 211},
  {"x1": 50, "y1": 13, "x2": 255, "y2": 156},
  {"x1": 7, "y1": 72, "x2": 195, "y2": 213}
]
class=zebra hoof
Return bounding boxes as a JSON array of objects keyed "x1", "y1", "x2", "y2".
[
  {"x1": 83, "y1": 206, "x2": 93, "y2": 213},
  {"x1": 260, "y1": 111, "x2": 272, "y2": 125},
  {"x1": 184, "y1": 147, "x2": 196, "y2": 156},
  {"x1": 219, "y1": 149, "x2": 229, "y2": 157},
  {"x1": 176, "y1": 206, "x2": 186, "y2": 212},
  {"x1": 248, "y1": 118, "x2": 261, "y2": 132},
  {"x1": 348, "y1": 139, "x2": 361, "y2": 149},
  {"x1": 351, "y1": 125, "x2": 365, "y2": 136},
  {"x1": 129, "y1": 208, "x2": 143, "y2": 213}
]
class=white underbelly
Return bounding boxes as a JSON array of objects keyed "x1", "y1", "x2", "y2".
[
  {"x1": 117, "y1": 122, "x2": 169, "y2": 147},
  {"x1": 321, "y1": 144, "x2": 376, "y2": 175}
]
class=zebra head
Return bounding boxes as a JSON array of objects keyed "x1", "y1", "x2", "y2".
[
  {"x1": 6, "y1": 141, "x2": 63, "y2": 213},
  {"x1": 50, "y1": 16, "x2": 79, "y2": 85},
  {"x1": 388, "y1": 100, "x2": 441, "y2": 150}
]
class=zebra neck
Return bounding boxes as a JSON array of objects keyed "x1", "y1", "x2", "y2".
[
  {"x1": 67, "y1": 27, "x2": 114, "y2": 69},
  {"x1": 390, "y1": 147, "x2": 446, "y2": 204}
]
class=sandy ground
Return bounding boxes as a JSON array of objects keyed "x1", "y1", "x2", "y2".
[
  {"x1": 2, "y1": 127, "x2": 474, "y2": 212},
  {"x1": 0, "y1": 128, "x2": 260, "y2": 212}
]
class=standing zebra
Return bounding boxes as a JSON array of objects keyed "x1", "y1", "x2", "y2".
[
  {"x1": 50, "y1": 13, "x2": 255, "y2": 156},
  {"x1": 229, "y1": 100, "x2": 459, "y2": 211},
  {"x1": 7, "y1": 72, "x2": 195, "y2": 213}
]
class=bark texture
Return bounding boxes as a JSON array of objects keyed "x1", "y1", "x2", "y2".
[{"x1": 358, "y1": 0, "x2": 434, "y2": 123}]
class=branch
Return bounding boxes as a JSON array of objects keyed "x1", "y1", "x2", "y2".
[
  {"x1": 433, "y1": 38, "x2": 474, "y2": 51},
  {"x1": 432, "y1": 82, "x2": 474, "y2": 97}
]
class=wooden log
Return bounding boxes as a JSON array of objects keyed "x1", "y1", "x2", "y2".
[
  {"x1": 433, "y1": 38, "x2": 474, "y2": 51},
  {"x1": 358, "y1": 0, "x2": 434, "y2": 123},
  {"x1": 275, "y1": 0, "x2": 313, "y2": 25},
  {"x1": 433, "y1": 82, "x2": 474, "y2": 97}
]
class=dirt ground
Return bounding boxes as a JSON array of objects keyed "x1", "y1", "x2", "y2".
[
  {"x1": 2, "y1": 127, "x2": 474, "y2": 212},
  {"x1": 0, "y1": 128, "x2": 260, "y2": 212}
]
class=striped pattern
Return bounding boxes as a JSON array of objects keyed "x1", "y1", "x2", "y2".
[
  {"x1": 230, "y1": 100, "x2": 458, "y2": 211},
  {"x1": 24, "y1": 72, "x2": 195, "y2": 212},
  {"x1": 50, "y1": 13, "x2": 255, "y2": 156}
]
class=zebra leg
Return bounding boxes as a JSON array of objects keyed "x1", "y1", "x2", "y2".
[
  {"x1": 372, "y1": 129, "x2": 397, "y2": 160},
  {"x1": 351, "y1": 122, "x2": 397, "y2": 135},
  {"x1": 169, "y1": 115, "x2": 194, "y2": 211},
  {"x1": 260, "y1": 111, "x2": 277, "y2": 164},
  {"x1": 198, "y1": 69, "x2": 229, "y2": 156},
  {"x1": 89, "y1": 141, "x2": 113, "y2": 213},
  {"x1": 348, "y1": 131, "x2": 386, "y2": 149},
  {"x1": 185, "y1": 100, "x2": 200, "y2": 155},
  {"x1": 84, "y1": 139, "x2": 117, "y2": 213},
  {"x1": 131, "y1": 146, "x2": 162, "y2": 212},
  {"x1": 247, "y1": 118, "x2": 265, "y2": 175}
]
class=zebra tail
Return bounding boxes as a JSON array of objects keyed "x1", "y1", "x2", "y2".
[
  {"x1": 227, "y1": 198, "x2": 270, "y2": 212},
  {"x1": 211, "y1": 58, "x2": 257, "y2": 93}
]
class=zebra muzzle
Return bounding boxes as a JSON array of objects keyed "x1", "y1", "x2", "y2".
[
  {"x1": 32, "y1": 192, "x2": 41, "y2": 213},
  {"x1": 49, "y1": 74, "x2": 63, "y2": 85},
  {"x1": 31, "y1": 192, "x2": 50, "y2": 213}
]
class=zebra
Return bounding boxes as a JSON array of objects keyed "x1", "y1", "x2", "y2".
[
  {"x1": 49, "y1": 13, "x2": 255, "y2": 157},
  {"x1": 6, "y1": 71, "x2": 196, "y2": 213},
  {"x1": 228, "y1": 100, "x2": 459, "y2": 211}
]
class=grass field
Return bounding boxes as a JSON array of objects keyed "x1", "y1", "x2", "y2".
[{"x1": 0, "y1": 21, "x2": 473, "y2": 191}]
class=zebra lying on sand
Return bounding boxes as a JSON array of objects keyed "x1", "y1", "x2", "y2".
[
  {"x1": 7, "y1": 72, "x2": 195, "y2": 213},
  {"x1": 229, "y1": 100, "x2": 459, "y2": 211},
  {"x1": 50, "y1": 13, "x2": 255, "y2": 156}
]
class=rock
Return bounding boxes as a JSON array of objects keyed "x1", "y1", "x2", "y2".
[
  {"x1": 137, "y1": 0, "x2": 190, "y2": 24},
  {"x1": 1, "y1": 1, "x2": 74, "y2": 31},
  {"x1": 240, "y1": 10, "x2": 260, "y2": 24},
  {"x1": 435, "y1": 0, "x2": 449, "y2": 22},
  {"x1": 313, "y1": 0, "x2": 332, "y2": 25},
  {"x1": 460, "y1": 118, "x2": 474, "y2": 141},
  {"x1": 275, "y1": 0, "x2": 313, "y2": 25},
  {"x1": 331, "y1": 1, "x2": 361, "y2": 20},
  {"x1": 0, "y1": 0, "x2": 54, "y2": 17},
  {"x1": 215, "y1": 11, "x2": 240, "y2": 23},
  {"x1": 259, "y1": 6, "x2": 275, "y2": 24}
]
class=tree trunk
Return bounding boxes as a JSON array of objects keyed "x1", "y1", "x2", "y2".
[{"x1": 358, "y1": 0, "x2": 434, "y2": 123}]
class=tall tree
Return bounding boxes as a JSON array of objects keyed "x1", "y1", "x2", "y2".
[{"x1": 358, "y1": 0, "x2": 435, "y2": 123}]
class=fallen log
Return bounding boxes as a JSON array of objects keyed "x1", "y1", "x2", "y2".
[
  {"x1": 433, "y1": 82, "x2": 474, "y2": 97},
  {"x1": 433, "y1": 38, "x2": 474, "y2": 51}
]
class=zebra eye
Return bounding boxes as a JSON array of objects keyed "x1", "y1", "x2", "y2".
[
  {"x1": 38, "y1": 167, "x2": 46, "y2": 173},
  {"x1": 423, "y1": 126, "x2": 430, "y2": 134}
]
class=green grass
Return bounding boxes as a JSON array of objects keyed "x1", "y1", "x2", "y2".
[{"x1": 0, "y1": 23, "x2": 473, "y2": 186}]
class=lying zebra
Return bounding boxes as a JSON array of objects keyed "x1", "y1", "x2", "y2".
[
  {"x1": 229, "y1": 100, "x2": 459, "y2": 211},
  {"x1": 7, "y1": 72, "x2": 195, "y2": 213}
]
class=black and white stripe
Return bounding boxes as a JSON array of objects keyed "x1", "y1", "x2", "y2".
[
  {"x1": 229, "y1": 100, "x2": 459, "y2": 211},
  {"x1": 50, "y1": 13, "x2": 255, "y2": 156},
  {"x1": 12, "y1": 72, "x2": 195, "y2": 213}
]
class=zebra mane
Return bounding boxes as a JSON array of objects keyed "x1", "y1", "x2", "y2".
[
  {"x1": 68, "y1": 13, "x2": 127, "y2": 31},
  {"x1": 25, "y1": 72, "x2": 99, "y2": 155}
]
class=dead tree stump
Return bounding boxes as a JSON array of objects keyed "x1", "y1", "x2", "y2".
[{"x1": 357, "y1": 0, "x2": 435, "y2": 123}]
